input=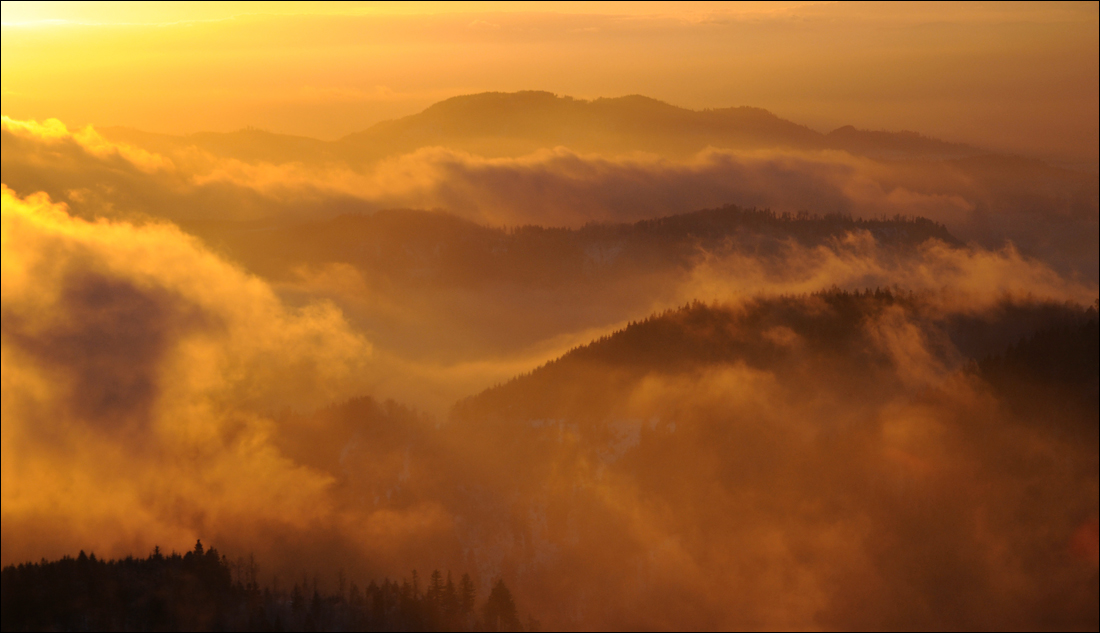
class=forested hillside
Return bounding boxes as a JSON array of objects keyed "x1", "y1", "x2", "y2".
[
  {"x1": 455, "y1": 290, "x2": 1097, "y2": 425},
  {"x1": 4, "y1": 5, "x2": 1097, "y2": 630},
  {"x1": 187, "y1": 205, "x2": 958, "y2": 285},
  {"x1": 1, "y1": 542, "x2": 530, "y2": 632}
]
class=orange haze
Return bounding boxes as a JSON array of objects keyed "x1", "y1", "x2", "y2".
[
  {"x1": 2, "y1": 2, "x2": 1098, "y2": 630},
  {"x1": 3, "y1": 2, "x2": 1097, "y2": 164}
]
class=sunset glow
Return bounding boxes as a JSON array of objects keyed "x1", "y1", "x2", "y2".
[{"x1": 2, "y1": 2, "x2": 1097, "y2": 631}]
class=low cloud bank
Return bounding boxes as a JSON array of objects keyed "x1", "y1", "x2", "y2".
[
  {"x1": 1, "y1": 187, "x2": 373, "y2": 566},
  {"x1": 1, "y1": 118, "x2": 1097, "y2": 629},
  {"x1": 445, "y1": 292, "x2": 1098, "y2": 629},
  {"x1": 4, "y1": 117, "x2": 1095, "y2": 280}
]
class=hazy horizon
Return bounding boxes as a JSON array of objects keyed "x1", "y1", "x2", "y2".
[
  {"x1": 3, "y1": 2, "x2": 1097, "y2": 164},
  {"x1": 2, "y1": 3, "x2": 1097, "y2": 631}
]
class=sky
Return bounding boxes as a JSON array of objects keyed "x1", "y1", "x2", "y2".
[
  {"x1": 2, "y1": 1, "x2": 1097, "y2": 163},
  {"x1": 1, "y1": 3, "x2": 1099, "y2": 629}
]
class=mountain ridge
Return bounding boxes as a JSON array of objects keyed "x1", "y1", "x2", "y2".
[
  {"x1": 452, "y1": 290, "x2": 1099, "y2": 426},
  {"x1": 98, "y1": 91, "x2": 987, "y2": 164},
  {"x1": 184, "y1": 204, "x2": 961, "y2": 286}
]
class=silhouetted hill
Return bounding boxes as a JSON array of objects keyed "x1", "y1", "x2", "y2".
[
  {"x1": 341, "y1": 91, "x2": 827, "y2": 159},
  {"x1": 78, "y1": 97, "x2": 1098, "y2": 283},
  {"x1": 98, "y1": 92, "x2": 986, "y2": 164},
  {"x1": 435, "y1": 290, "x2": 1098, "y2": 632},
  {"x1": 187, "y1": 205, "x2": 959, "y2": 287},
  {"x1": 454, "y1": 291, "x2": 1097, "y2": 426},
  {"x1": 452, "y1": 291, "x2": 891, "y2": 424},
  {"x1": 343, "y1": 92, "x2": 990, "y2": 160},
  {"x1": 827, "y1": 125, "x2": 980, "y2": 159},
  {"x1": 980, "y1": 312, "x2": 1100, "y2": 422}
]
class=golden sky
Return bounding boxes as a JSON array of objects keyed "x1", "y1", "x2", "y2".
[
  {"x1": 2, "y1": 5, "x2": 1098, "y2": 629},
  {"x1": 2, "y1": 1, "x2": 1097, "y2": 162}
]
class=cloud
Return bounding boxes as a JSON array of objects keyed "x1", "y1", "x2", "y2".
[
  {"x1": 2, "y1": 116, "x2": 174, "y2": 174},
  {"x1": 1, "y1": 117, "x2": 1097, "y2": 628},
  {"x1": 442, "y1": 292, "x2": 1098, "y2": 629},
  {"x1": 184, "y1": 145, "x2": 978, "y2": 228},
  {"x1": 676, "y1": 230, "x2": 1097, "y2": 309},
  {"x1": 1, "y1": 186, "x2": 373, "y2": 565},
  {"x1": 266, "y1": 221, "x2": 1097, "y2": 420},
  {"x1": 4, "y1": 115, "x2": 1094, "y2": 427},
  {"x1": 3, "y1": 116, "x2": 1095, "y2": 281}
]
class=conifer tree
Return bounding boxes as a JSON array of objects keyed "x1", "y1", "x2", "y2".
[{"x1": 483, "y1": 579, "x2": 522, "y2": 632}]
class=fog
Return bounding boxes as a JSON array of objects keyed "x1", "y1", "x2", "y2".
[
  {"x1": 1, "y1": 33, "x2": 1098, "y2": 625},
  {"x1": 4, "y1": 110, "x2": 1096, "y2": 283},
  {"x1": 2, "y1": 175, "x2": 1096, "y2": 628},
  {"x1": 445, "y1": 293, "x2": 1098, "y2": 628}
]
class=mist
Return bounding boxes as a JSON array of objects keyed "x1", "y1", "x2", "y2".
[
  {"x1": 2, "y1": 176, "x2": 1096, "y2": 628},
  {"x1": 4, "y1": 111, "x2": 1096, "y2": 283},
  {"x1": 1, "y1": 186, "x2": 372, "y2": 564},
  {"x1": 2, "y1": 6, "x2": 1098, "y2": 628}
]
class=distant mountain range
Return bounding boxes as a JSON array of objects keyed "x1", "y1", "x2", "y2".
[
  {"x1": 101, "y1": 91, "x2": 986, "y2": 164},
  {"x1": 8, "y1": 91, "x2": 1095, "y2": 283}
]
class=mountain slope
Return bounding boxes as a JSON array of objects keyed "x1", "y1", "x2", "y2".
[
  {"x1": 341, "y1": 91, "x2": 827, "y2": 159},
  {"x1": 436, "y1": 290, "x2": 1099, "y2": 630},
  {"x1": 188, "y1": 204, "x2": 959, "y2": 285},
  {"x1": 454, "y1": 291, "x2": 1098, "y2": 428},
  {"x1": 96, "y1": 92, "x2": 987, "y2": 164}
]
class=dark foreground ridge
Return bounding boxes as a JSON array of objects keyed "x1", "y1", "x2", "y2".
[{"x1": 1, "y1": 542, "x2": 532, "y2": 632}]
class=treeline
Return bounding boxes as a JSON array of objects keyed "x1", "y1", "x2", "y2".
[
  {"x1": 979, "y1": 308, "x2": 1098, "y2": 389},
  {"x1": 600, "y1": 204, "x2": 957, "y2": 244},
  {"x1": 979, "y1": 308, "x2": 1099, "y2": 421},
  {"x1": 1, "y1": 542, "x2": 532, "y2": 632},
  {"x1": 197, "y1": 204, "x2": 959, "y2": 285},
  {"x1": 454, "y1": 288, "x2": 911, "y2": 421},
  {"x1": 454, "y1": 289, "x2": 1099, "y2": 425}
]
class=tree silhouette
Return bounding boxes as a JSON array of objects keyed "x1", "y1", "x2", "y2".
[
  {"x1": 483, "y1": 579, "x2": 523, "y2": 632},
  {"x1": 2, "y1": 547, "x2": 532, "y2": 631}
]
